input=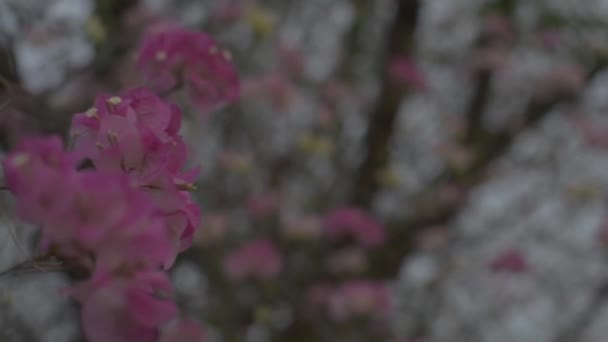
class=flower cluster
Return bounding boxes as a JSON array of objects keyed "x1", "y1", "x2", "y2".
[
  {"x1": 137, "y1": 24, "x2": 239, "y2": 113},
  {"x1": 324, "y1": 207, "x2": 386, "y2": 248},
  {"x1": 3, "y1": 88, "x2": 205, "y2": 341},
  {"x1": 308, "y1": 281, "x2": 391, "y2": 322},
  {"x1": 70, "y1": 87, "x2": 201, "y2": 268},
  {"x1": 223, "y1": 239, "x2": 283, "y2": 281}
]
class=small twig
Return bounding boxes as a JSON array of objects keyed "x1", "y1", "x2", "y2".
[
  {"x1": 0, "y1": 256, "x2": 65, "y2": 278},
  {"x1": 351, "y1": 0, "x2": 421, "y2": 208}
]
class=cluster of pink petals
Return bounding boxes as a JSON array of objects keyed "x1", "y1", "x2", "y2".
[
  {"x1": 137, "y1": 24, "x2": 239, "y2": 113},
  {"x1": 323, "y1": 207, "x2": 386, "y2": 248},
  {"x1": 309, "y1": 281, "x2": 391, "y2": 322},
  {"x1": 70, "y1": 87, "x2": 201, "y2": 268},
  {"x1": 223, "y1": 239, "x2": 283, "y2": 280},
  {"x1": 3, "y1": 87, "x2": 206, "y2": 341},
  {"x1": 245, "y1": 192, "x2": 280, "y2": 219},
  {"x1": 2, "y1": 137, "x2": 197, "y2": 341}
]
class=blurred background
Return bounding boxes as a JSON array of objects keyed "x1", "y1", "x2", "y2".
[{"x1": 2, "y1": 0, "x2": 608, "y2": 341}]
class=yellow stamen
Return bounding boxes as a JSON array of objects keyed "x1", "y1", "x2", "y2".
[
  {"x1": 177, "y1": 183, "x2": 197, "y2": 191},
  {"x1": 155, "y1": 51, "x2": 167, "y2": 61},
  {"x1": 85, "y1": 107, "x2": 98, "y2": 118},
  {"x1": 12, "y1": 154, "x2": 30, "y2": 167},
  {"x1": 106, "y1": 96, "x2": 122, "y2": 105}
]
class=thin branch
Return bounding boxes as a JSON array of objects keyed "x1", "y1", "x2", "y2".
[
  {"x1": 464, "y1": 68, "x2": 493, "y2": 144},
  {"x1": 0, "y1": 255, "x2": 65, "y2": 278},
  {"x1": 351, "y1": 0, "x2": 421, "y2": 208}
]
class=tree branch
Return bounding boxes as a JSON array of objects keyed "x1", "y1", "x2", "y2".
[
  {"x1": 351, "y1": 0, "x2": 421, "y2": 208},
  {"x1": 368, "y1": 62, "x2": 605, "y2": 278}
]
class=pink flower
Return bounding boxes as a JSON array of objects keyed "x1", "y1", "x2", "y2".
[
  {"x1": 70, "y1": 88, "x2": 201, "y2": 267},
  {"x1": 160, "y1": 318, "x2": 207, "y2": 342},
  {"x1": 489, "y1": 249, "x2": 528, "y2": 273},
  {"x1": 223, "y1": 239, "x2": 282, "y2": 280},
  {"x1": 388, "y1": 56, "x2": 428, "y2": 91},
  {"x1": 137, "y1": 25, "x2": 240, "y2": 113},
  {"x1": 324, "y1": 207, "x2": 386, "y2": 248},
  {"x1": 2, "y1": 136, "x2": 79, "y2": 224},
  {"x1": 326, "y1": 281, "x2": 391, "y2": 322},
  {"x1": 72, "y1": 270, "x2": 178, "y2": 342}
]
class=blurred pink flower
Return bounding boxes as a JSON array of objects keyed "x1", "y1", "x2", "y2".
[
  {"x1": 70, "y1": 88, "x2": 201, "y2": 265},
  {"x1": 72, "y1": 270, "x2": 178, "y2": 342},
  {"x1": 281, "y1": 214, "x2": 322, "y2": 241},
  {"x1": 223, "y1": 239, "x2": 283, "y2": 280},
  {"x1": 324, "y1": 207, "x2": 386, "y2": 248},
  {"x1": 243, "y1": 72, "x2": 295, "y2": 111},
  {"x1": 137, "y1": 25, "x2": 239, "y2": 113},
  {"x1": 246, "y1": 192, "x2": 280, "y2": 219},
  {"x1": 489, "y1": 249, "x2": 528, "y2": 273},
  {"x1": 388, "y1": 56, "x2": 428, "y2": 91},
  {"x1": 327, "y1": 281, "x2": 391, "y2": 322}
]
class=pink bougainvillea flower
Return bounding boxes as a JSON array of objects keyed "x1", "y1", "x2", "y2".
[
  {"x1": 72, "y1": 270, "x2": 178, "y2": 342},
  {"x1": 223, "y1": 239, "x2": 282, "y2": 280},
  {"x1": 70, "y1": 88, "x2": 201, "y2": 267},
  {"x1": 160, "y1": 318, "x2": 207, "y2": 342},
  {"x1": 326, "y1": 281, "x2": 391, "y2": 322},
  {"x1": 2, "y1": 136, "x2": 79, "y2": 224},
  {"x1": 137, "y1": 25, "x2": 240, "y2": 113},
  {"x1": 324, "y1": 207, "x2": 386, "y2": 248},
  {"x1": 388, "y1": 56, "x2": 428, "y2": 91},
  {"x1": 489, "y1": 249, "x2": 528, "y2": 273}
]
